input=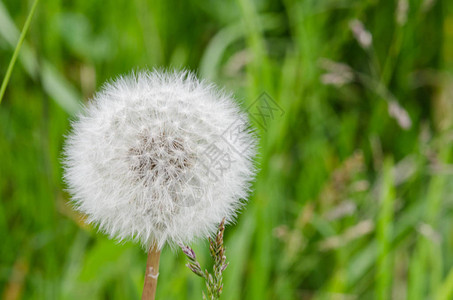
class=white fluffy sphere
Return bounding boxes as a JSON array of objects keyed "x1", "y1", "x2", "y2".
[{"x1": 63, "y1": 70, "x2": 257, "y2": 249}]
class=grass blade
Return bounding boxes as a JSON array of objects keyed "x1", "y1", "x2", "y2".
[
  {"x1": 376, "y1": 159, "x2": 395, "y2": 300},
  {"x1": 0, "y1": 0, "x2": 40, "y2": 104}
]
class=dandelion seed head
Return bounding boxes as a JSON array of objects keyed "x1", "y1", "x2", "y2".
[{"x1": 63, "y1": 69, "x2": 257, "y2": 249}]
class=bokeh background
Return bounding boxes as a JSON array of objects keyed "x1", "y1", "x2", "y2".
[{"x1": 1, "y1": 0, "x2": 453, "y2": 299}]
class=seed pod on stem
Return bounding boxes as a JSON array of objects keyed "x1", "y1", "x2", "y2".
[{"x1": 63, "y1": 70, "x2": 257, "y2": 299}]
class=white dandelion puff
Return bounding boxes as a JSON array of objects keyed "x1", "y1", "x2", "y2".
[{"x1": 63, "y1": 69, "x2": 257, "y2": 250}]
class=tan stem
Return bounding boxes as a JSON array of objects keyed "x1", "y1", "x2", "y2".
[{"x1": 142, "y1": 246, "x2": 161, "y2": 300}]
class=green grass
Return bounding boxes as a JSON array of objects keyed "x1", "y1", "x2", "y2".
[
  {"x1": 1, "y1": 0, "x2": 453, "y2": 299},
  {"x1": 0, "y1": 0, "x2": 39, "y2": 103}
]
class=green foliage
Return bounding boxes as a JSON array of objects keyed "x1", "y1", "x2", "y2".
[
  {"x1": 182, "y1": 218, "x2": 228, "y2": 300},
  {"x1": 1, "y1": 0, "x2": 453, "y2": 299}
]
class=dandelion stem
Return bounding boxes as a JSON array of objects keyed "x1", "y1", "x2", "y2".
[{"x1": 142, "y1": 246, "x2": 161, "y2": 300}]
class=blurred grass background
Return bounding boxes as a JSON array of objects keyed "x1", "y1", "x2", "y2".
[{"x1": 1, "y1": 0, "x2": 453, "y2": 299}]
